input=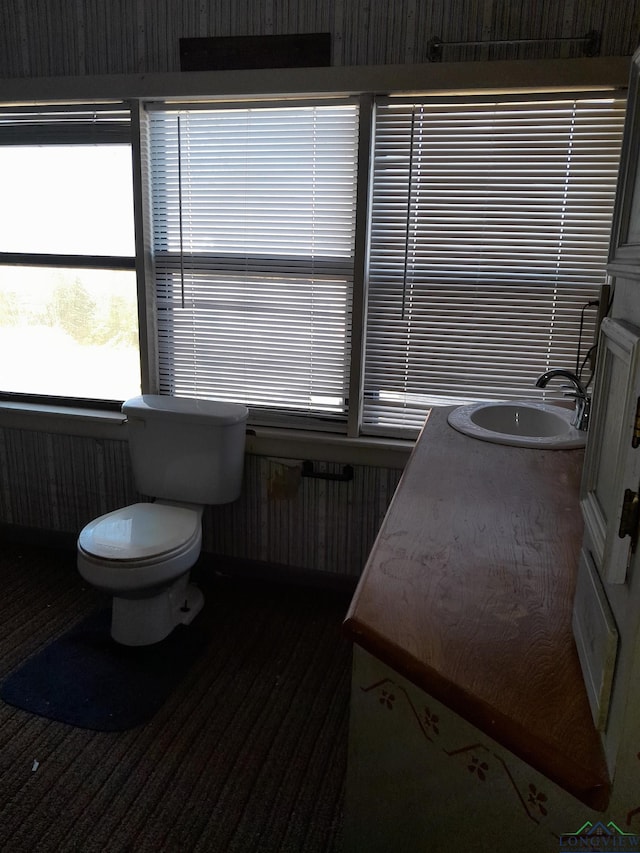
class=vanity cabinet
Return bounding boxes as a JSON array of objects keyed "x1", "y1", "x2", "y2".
[{"x1": 341, "y1": 409, "x2": 640, "y2": 853}]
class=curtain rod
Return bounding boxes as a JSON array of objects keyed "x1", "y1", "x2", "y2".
[{"x1": 427, "y1": 30, "x2": 601, "y2": 62}]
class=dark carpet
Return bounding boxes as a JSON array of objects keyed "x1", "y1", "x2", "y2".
[
  {"x1": 0, "y1": 541, "x2": 353, "y2": 853},
  {"x1": 1, "y1": 609, "x2": 206, "y2": 731}
]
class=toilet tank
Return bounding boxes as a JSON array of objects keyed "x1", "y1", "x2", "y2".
[{"x1": 122, "y1": 395, "x2": 249, "y2": 504}]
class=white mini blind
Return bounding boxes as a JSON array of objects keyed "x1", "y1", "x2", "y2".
[
  {"x1": 0, "y1": 104, "x2": 131, "y2": 144},
  {"x1": 148, "y1": 102, "x2": 359, "y2": 422},
  {"x1": 363, "y1": 94, "x2": 626, "y2": 434}
]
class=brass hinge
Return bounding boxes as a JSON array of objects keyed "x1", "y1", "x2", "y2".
[
  {"x1": 619, "y1": 488, "x2": 640, "y2": 553},
  {"x1": 633, "y1": 397, "x2": 640, "y2": 449}
]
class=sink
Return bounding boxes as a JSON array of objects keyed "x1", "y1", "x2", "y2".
[{"x1": 447, "y1": 401, "x2": 587, "y2": 449}]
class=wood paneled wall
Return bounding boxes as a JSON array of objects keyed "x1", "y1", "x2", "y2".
[
  {"x1": 0, "y1": 0, "x2": 638, "y2": 79},
  {"x1": 0, "y1": 427, "x2": 402, "y2": 577}
]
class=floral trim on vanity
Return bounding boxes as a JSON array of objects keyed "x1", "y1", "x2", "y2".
[{"x1": 361, "y1": 676, "x2": 552, "y2": 828}]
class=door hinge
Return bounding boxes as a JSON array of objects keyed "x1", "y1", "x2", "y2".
[
  {"x1": 619, "y1": 488, "x2": 640, "y2": 553},
  {"x1": 633, "y1": 397, "x2": 640, "y2": 449}
]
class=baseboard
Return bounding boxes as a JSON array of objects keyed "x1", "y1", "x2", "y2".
[{"x1": 194, "y1": 552, "x2": 359, "y2": 595}]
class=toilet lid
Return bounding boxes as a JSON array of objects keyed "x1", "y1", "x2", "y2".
[{"x1": 78, "y1": 503, "x2": 201, "y2": 561}]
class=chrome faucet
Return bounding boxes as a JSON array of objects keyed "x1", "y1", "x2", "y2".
[{"x1": 535, "y1": 369, "x2": 591, "y2": 431}]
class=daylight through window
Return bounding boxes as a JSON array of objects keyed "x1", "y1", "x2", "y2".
[{"x1": 0, "y1": 106, "x2": 140, "y2": 403}]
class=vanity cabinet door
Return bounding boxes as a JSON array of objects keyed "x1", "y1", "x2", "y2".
[{"x1": 581, "y1": 317, "x2": 640, "y2": 584}]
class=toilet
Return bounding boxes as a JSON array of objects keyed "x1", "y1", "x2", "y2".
[{"x1": 77, "y1": 394, "x2": 248, "y2": 646}]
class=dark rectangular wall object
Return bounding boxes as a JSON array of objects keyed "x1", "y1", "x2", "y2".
[{"x1": 180, "y1": 33, "x2": 332, "y2": 72}]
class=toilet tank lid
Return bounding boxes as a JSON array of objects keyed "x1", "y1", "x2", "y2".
[{"x1": 122, "y1": 395, "x2": 249, "y2": 426}]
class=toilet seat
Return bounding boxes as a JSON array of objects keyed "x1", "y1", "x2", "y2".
[
  {"x1": 77, "y1": 502, "x2": 202, "y2": 593},
  {"x1": 79, "y1": 502, "x2": 201, "y2": 562}
]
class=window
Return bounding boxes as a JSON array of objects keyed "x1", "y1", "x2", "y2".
[
  {"x1": 363, "y1": 94, "x2": 626, "y2": 434},
  {"x1": 0, "y1": 83, "x2": 625, "y2": 442},
  {"x1": 0, "y1": 105, "x2": 140, "y2": 404},
  {"x1": 146, "y1": 101, "x2": 359, "y2": 427}
]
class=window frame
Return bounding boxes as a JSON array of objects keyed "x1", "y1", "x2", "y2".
[
  {"x1": 361, "y1": 91, "x2": 627, "y2": 437},
  {"x1": 0, "y1": 102, "x2": 138, "y2": 408},
  {"x1": 141, "y1": 96, "x2": 364, "y2": 433}
]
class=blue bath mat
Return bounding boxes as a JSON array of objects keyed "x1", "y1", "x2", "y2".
[{"x1": 0, "y1": 609, "x2": 205, "y2": 731}]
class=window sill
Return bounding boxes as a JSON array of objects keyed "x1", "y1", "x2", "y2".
[
  {"x1": 0, "y1": 402, "x2": 414, "y2": 468},
  {"x1": 246, "y1": 427, "x2": 413, "y2": 468},
  {"x1": 0, "y1": 401, "x2": 127, "y2": 438}
]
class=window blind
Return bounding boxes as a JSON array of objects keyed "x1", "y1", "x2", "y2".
[
  {"x1": 0, "y1": 103, "x2": 131, "y2": 144},
  {"x1": 148, "y1": 102, "x2": 359, "y2": 424},
  {"x1": 363, "y1": 94, "x2": 626, "y2": 435}
]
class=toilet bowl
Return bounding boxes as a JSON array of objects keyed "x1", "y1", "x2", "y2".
[{"x1": 78, "y1": 502, "x2": 205, "y2": 646}]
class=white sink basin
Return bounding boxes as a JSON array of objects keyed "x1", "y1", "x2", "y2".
[{"x1": 447, "y1": 401, "x2": 587, "y2": 449}]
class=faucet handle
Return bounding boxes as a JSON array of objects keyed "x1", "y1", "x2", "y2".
[{"x1": 562, "y1": 393, "x2": 591, "y2": 431}]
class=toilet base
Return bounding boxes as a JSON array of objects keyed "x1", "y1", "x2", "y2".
[{"x1": 110, "y1": 575, "x2": 204, "y2": 646}]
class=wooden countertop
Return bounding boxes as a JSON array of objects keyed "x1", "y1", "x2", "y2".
[{"x1": 344, "y1": 407, "x2": 610, "y2": 811}]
